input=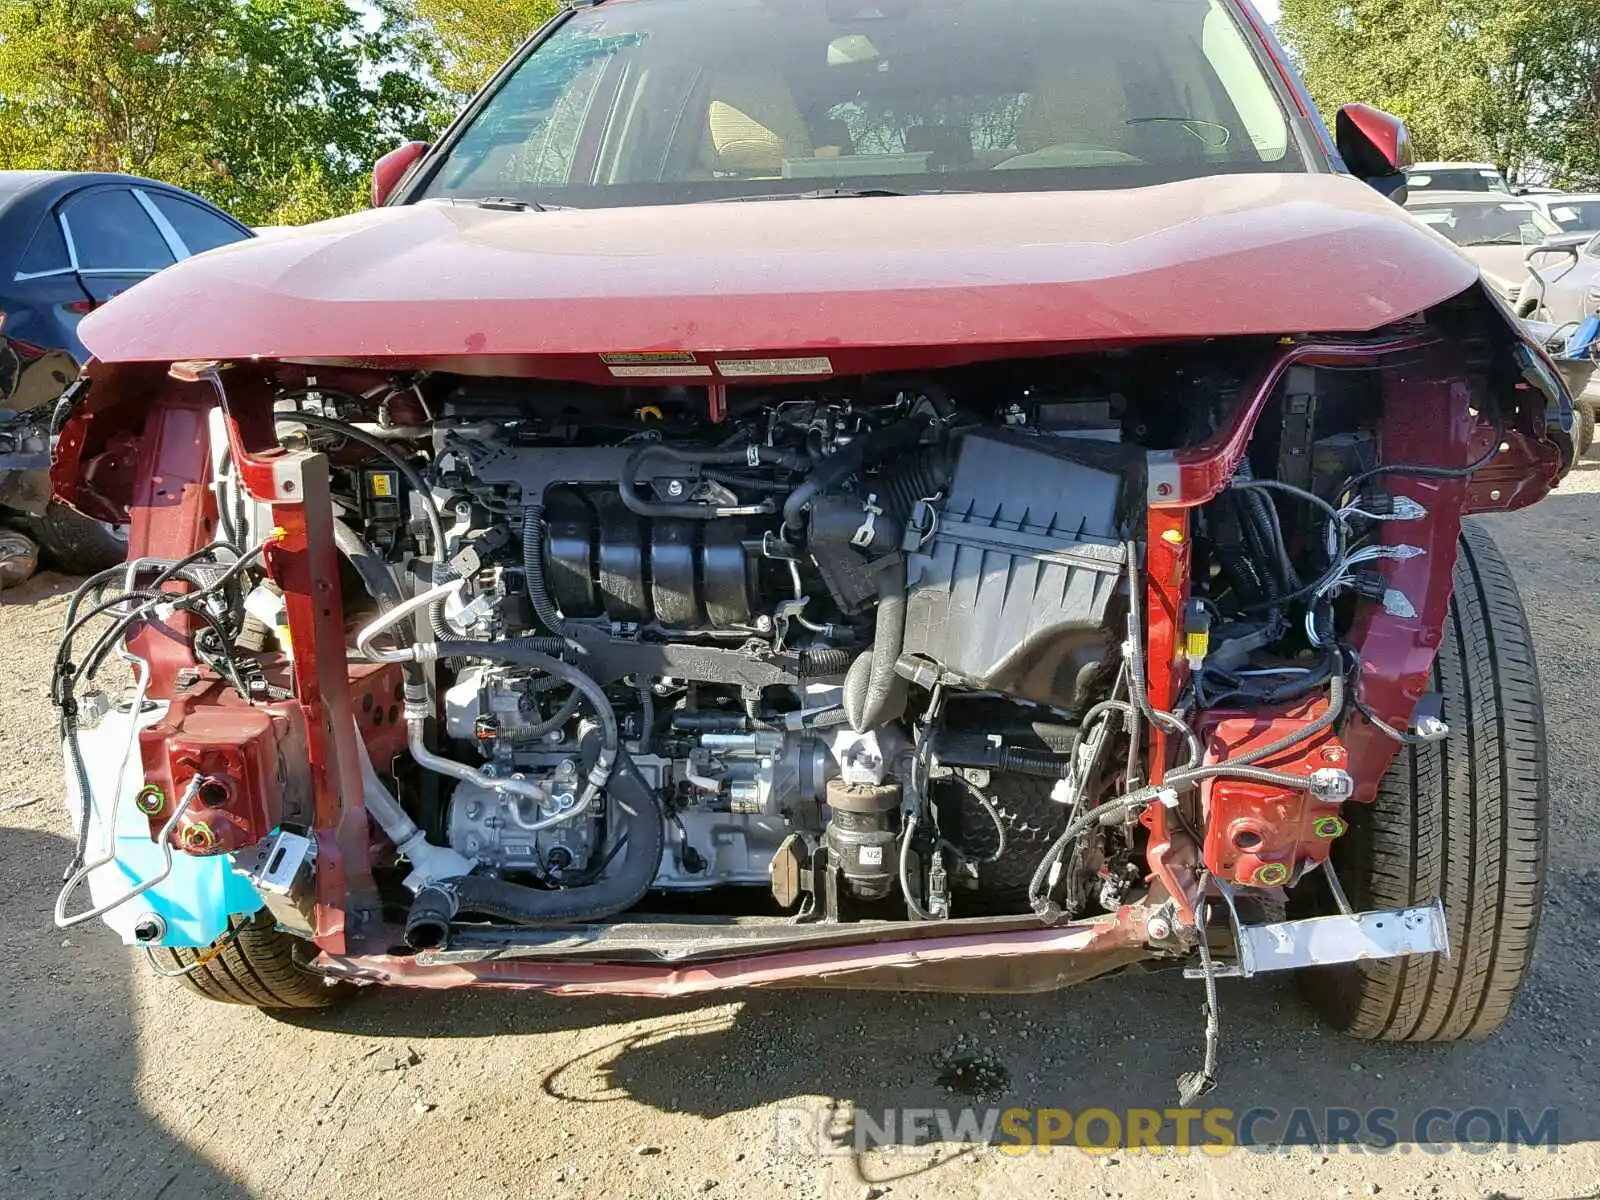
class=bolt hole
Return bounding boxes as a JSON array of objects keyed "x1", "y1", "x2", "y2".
[
  {"x1": 1233, "y1": 830, "x2": 1264, "y2": 851},
  {"x1": 362, "y1": 693, "x2": 373, "y2": 713},
  {"x1": 283, "y1": 480, "x2": 297, "y2": 494},
  {"x1": 198, "y1": 780, "x2": 229, "y2": 808}
]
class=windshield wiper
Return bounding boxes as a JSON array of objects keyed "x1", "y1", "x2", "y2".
[
  {"x1": 472, "y1": 196, "x2": 562, "y2": 212},
  {"x1": 714, "y1": 187, "x2": 952, "y2": 203}
]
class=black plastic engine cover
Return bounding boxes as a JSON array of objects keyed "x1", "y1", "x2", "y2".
[
  {"x1": 900, "y1": 429, "x2": 1138, "y2": 710},
  {"x1": 543, "y1": 488, "x2": 760, "y2": 629}
]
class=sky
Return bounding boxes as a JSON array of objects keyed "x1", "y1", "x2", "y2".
[{"x1": 1254, "y1": 0, "x2": 1282, "y2": 21}]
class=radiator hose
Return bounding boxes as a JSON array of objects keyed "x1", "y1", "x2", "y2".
[
  {"x1": 844, "y1": 557, "x2": 908, "y2": 733},
  {"x1": 403, "y1": 753, "x2": 664, "y2": 950}
]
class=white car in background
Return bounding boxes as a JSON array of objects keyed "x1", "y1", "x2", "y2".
[
  {"x1": 1519, "y1": 193, "x2": 1600, "y2": 235},
  {"x1": 1405, "y1": 160, "x2": 1510, "y2": 194},
  {"x1": 1403, "y1": 190, "x2": 1560, "y2": 306}
]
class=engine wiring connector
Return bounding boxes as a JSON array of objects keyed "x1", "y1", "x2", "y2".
[
  {"x1": 1341, "y1": 493, "x2": 1428, "y2": 523},
  {"x1": 1184, "y1": 600, "x2": 1211, "y2": 673}
]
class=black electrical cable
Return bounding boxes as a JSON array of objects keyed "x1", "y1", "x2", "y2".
[
  {"x1": 1236, "y1": 518, "x2": 1349, "y2": 616},
  {"x1": 1343, "y1": 415, "x2": 1507, "y2": 495},
  {"x1": 75, "y1": 544, "x2": 270, "y2": 681},
  {"x1": 620, "y1": 443, "x2": 807, "y2": 519},
  {"x1": 1227, "y1": 477, "x2": 1343, "y2": 526},
  {"x1": 1176, "y1": 871, "x2": 1222, "y2": 1107},
  {"x1": 274, "y1": 407, "x2": 454, "y2": 639},
  {"x1": 1342, "y1": 647, "x2": 1436, "y2": 746},
  {"x1": 1124, "y1": 542, "x2": 1205, "y2": 770},
  {"x1": 519, "y1": 505, "x2": 571, "y2": 639}
]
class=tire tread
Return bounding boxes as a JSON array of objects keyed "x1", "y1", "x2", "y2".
[
  {"x1": 1306, "y1": 521, "x2": 1546, "y2": 1041},
  {"x1": 158, "y1": 911, "x2": 349, "y2": 1010}
]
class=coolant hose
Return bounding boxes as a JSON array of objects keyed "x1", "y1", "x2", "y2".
[
  {"x1": 332, "y1": 519, "x2": 424, "y2": 685},
  {"x1": 403, "y1": 752, "x2": 664, "y2": 949},
  {"x1": 844, "y1": 557, "x2": 908, "y2": 733},
  {"x1": 333, "y1": 520, "x2": 403, "y2": 612}
]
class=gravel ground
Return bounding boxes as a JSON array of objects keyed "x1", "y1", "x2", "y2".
[{"x1": 4, "y1": 468, "x2": 1600, "y2": 1200}]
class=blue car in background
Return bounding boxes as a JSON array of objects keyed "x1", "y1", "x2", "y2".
[{"x1": 0, "y1": 171, "x2": 251, "y2": 574}]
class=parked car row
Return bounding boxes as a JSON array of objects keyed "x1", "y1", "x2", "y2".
[
  {"x1": 1401, "y1": 162, "x2": 1600, "y2": 458},
  {"x1": 0, "y1": 171, "x2": 252, "y2": 582}
]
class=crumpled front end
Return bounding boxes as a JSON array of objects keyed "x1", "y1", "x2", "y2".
[{"x1": 43, "y1": 242, "x2": 1567, "y2": 1107}]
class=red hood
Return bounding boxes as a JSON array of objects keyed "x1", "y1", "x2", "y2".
[{"x1": 81, "y1": 173, "x2": 1478, "y2": 377}]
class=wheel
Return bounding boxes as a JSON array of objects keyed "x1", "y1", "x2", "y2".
[
  {"x1": 1576, "y1": 399, "x2": 1595, "y2": 458},
  {"x1": 1302, "y1": 522, "x2": 1546, "y2": 1040},
  {"x1": 0, "y1": 527, "x2": 39, "y2": 590},
  {"x1": 148, "y1": 910, "x2": 352, "y2": 1010},
  {"x1": 26, "y1": 499, "x2": 126, "y2": 574}
]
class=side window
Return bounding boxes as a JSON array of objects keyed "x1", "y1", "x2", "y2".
[
  {"x1": 15, "y1": 216, "x2": 72, "y2": 276},
  {"x1": 147, "y1": 193, "x2": 247, "y2": 255},
  {"x1": 1584, "y1": 235, "x2": 1600, "y2": 259},
  {"x1": 62, "y1": 189, "x2": 175, "y2": 272}
]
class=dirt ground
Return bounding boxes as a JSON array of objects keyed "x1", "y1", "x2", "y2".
[{"x1": 3, "y1": 469, "x2": 1600, "y2": 1200}]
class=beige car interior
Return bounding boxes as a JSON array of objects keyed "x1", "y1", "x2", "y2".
[{"x1": 696, "y1": 58, "x2": 1144, "y2": 179}]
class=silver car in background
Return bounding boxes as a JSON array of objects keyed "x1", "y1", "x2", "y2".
[{"x1": 1404, "y1": 190, "x2": 1560, "y2": 307}]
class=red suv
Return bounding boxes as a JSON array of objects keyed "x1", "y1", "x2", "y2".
[{"x1": 51, "y1": 0, "x2": 1570, "y2": 1100}]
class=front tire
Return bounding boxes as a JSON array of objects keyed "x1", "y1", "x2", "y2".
[
  {"x1": 1303, "y1": 522, "x2": 1546, "y2": 1040},
  {"x1": 148, "y1": 910, "x2": 351, "y2": 1010},
  {"x1": 1575, "y1": 399, "x2": 1596, "y2": 458}
]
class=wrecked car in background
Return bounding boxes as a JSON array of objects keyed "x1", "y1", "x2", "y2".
[
  {"x1": 2, "y1": 171, "x2": 252, "y2": 576},
  {"x1": 49, "y1": 0, "x2": 1571, "y2": 1100}
]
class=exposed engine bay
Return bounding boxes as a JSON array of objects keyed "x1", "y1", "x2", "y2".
[
  {"x1": 397, "y1": 381, "x2": 1161, "y2": 924},
  {"x1": 48, "y1": 283, "x2": 1571, "y2": 1099},
  {"x1": 305, "y1": 372, "x2": 1170, "y2": 929},
  {"x1": 109, "y1": 322, "x2": 1528, "y2": 947}
]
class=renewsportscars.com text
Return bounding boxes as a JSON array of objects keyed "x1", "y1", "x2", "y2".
[{"x1": 773, "y1": 1106, "x2": 1560, "y2": 1155}]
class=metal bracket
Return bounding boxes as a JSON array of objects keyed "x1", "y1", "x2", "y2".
[
  {"x1": 246, "y1": 830, "x2": 314, "y2": 895},
  {"x1": 1186, "y1": 895, "x2": 1449, "y2": 980},
  {"x1": 241, "y1": 830, "x2": 319, "y2": 938}
]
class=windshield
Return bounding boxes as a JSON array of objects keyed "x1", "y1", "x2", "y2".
[
  {"x1": 1543, "y1": 199, "x2": 1600, "y2": 233},
  {"x1": 1407, "y1": 168, "x2": 1510, "y2": 194},
  {"x1": 418, "y1": 0, "x2": 1303, "y2": 208},
  {"x1": 1409, "y1": 201, "x2": 1559, "y2": 247}
]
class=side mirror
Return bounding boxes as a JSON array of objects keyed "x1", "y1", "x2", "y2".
[
  {"x1": 1526, "y1": 233, "x2": 1590, "y2": 266},
  {"x1": 1335, "y1": 103, "x2": 1413, "y2": 204},
  {"x1": 372, "y1": 141, "x2": 429, "y2": 208}
]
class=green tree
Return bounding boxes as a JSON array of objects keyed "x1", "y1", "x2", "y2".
[
  {"x1": 0, "y1": 0, "x2": 446, "y2": 224},
  {"x1": 1279, "y1": 0, "x2": 1600, "y2": 187},
  {"x1": 413, "y1": 0, "x2": 555, "y2": 95}
]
